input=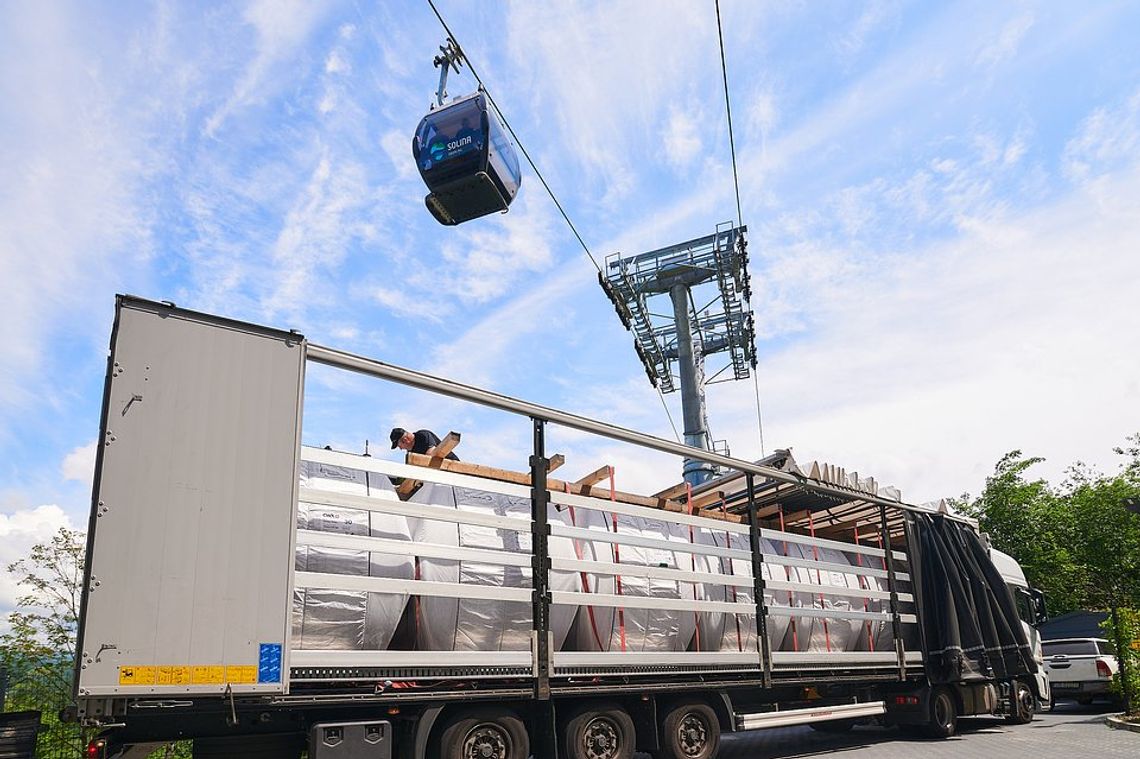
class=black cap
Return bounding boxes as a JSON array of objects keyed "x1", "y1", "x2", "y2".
[{"x1": 390, "y1": 427, "x2": 405, "y2": 449}]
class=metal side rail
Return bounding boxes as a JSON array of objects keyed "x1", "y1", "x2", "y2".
[{"x1": 736, "y1": 700, "x2": 886, "y2": 730}]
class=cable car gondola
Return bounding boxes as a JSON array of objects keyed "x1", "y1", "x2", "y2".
[{"x1": 412, "y1": 40, "x2": 522, "y2": 226}]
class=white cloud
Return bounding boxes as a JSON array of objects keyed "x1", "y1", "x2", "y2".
[
  {"x1": 61, "y1": 442, "x2": 97, "y2": 485},
  {"x1": 975, "y1": 12, "x2": 1035, "y2": 69},
  {"x1": 262, "y1": 150, "x2": 386, "y2": 320},
  {"x1": 379, "y1": 129, "x2": 418, "y2": 181},
  {"x1": 505, "y1": 1, "x2": 714, "y2": 204},
  {"x1": 325, "y1": 49, "x2": 349, "y2": 75},
  {"x1": 1063, "y1": 89, "x2": 1140, "y2": 183},
  {"x1": 0, "y1": 504, "x2": 76, "y2": 614},
  {"x1": 746, "y1": 88, "x2": 779, "y2": 140},
  {"x1": 204, "y1": 0, "x2": 331, "y2": 136},
  {"x1": 430, "y1": 197, "x2": 556, "y2": 306},
  {"x1": 663, "y1": 108, "x2": 702, "y2": 169},
  {"x1": 0, "y1": 3, "x2": 161, "y2": 437},
  {"x1": 711, "y1": 163, "x2": 1140, "y2": 502},
  {"x1": 368, "y1": 286, "x2": 439, "y2": 322},
  {"x1": 835, "y1": 0, "x2": 901, "y2": 61}
]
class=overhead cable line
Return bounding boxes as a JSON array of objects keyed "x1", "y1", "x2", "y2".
[
  {"x1": 715, "y1": 0, "x2": 766, "y2": 456},
  {"x1": 657, "y1": 385, "x2": 682, "y2": 443},
  {"x1": 425, "y1": 0, "x2": 601, "y2": 273},
  {"x1": 714, "y1": 0, "x2": 745, "y2": 231}
]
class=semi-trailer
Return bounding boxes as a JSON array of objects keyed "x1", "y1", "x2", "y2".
[{"x1": 74, "y1": 296, "x2": 1049, "y2": 759}]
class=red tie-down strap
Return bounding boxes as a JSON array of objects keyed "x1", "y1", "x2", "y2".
[
  {"x1": 807, "y1": 510, "x2": 832, "y2": 653},
  {"x1": 778, "y1": 505, "x2": 799, "y2": 652},
  {"x1": 565, "y1": 482, "x2": 606, "y2": 651},
  {"x1": 608, "y1": 466, "x2": 627, "y2": 653},
  {"x1": 853, "y1": 524, "x2": 874, "y2": 652},
  {"x1": 717, "y1": 497, "x2": 744, "y2": 652}
]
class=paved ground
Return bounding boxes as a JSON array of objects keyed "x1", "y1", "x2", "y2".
[{"x1": 639, "y1": 701, "x2": 1138, "y2": 758}]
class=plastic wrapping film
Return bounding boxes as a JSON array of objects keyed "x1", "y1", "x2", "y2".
[
  {"x1": 697, "y1": 534, "x2": 789, "y2": 654},
  {"x1": 772, "y1": 541, "x2": 861, "y2": 652},
  {"x1": 847, "y1": 550, "x2": 896, "y2": 653},
  {"x1": 292, "y1": 460, "x2": 413, "y2": 651},
  {"x1": 563, "y1": 508, "x2": 701, "y2": 653},
  {"x1": 409, "y1": 483, "x2": 580, "y2": 651}
]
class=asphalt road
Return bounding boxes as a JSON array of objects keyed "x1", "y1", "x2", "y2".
[{"x1": 639, "y1": 702, "x2": 1137, "y2": 758}]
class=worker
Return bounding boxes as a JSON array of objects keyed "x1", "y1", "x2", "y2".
[{"x1": 390, "y1": 427, "x2": 459, "y2": 460}]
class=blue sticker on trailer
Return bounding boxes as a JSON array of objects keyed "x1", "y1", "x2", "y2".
[{"x1": 258, "y1": 643, "x2": 282, "y2": 683}]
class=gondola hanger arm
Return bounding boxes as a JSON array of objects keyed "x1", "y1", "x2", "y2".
[{"x1": 432, "y1": 37, "x2": 464, "y2": 107}]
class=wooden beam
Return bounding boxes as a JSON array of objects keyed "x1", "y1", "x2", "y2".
[
  {"x1": 687, "y1": 489, "x2": 727, "y2": 512},
  {"x1": 653, "y1": 482, "x2": 689, "y2": 501},
  {"x1": 573, "y1": 465, "x2": 612, "y2": 488},
  {"x1": 396, "y1": 478, "x2": 420, "y2": 499},
  {"x1": 403, "y1": 453, "x2": 742, "y2": 523},
  {"x1": 428, "y1": 431, "x2": 461, "y2": 466},
  {"x1": 546, "y1": 453, "x2": 565, "y2": 474}
]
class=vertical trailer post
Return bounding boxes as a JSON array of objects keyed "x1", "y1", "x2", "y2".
[
  {"x1": 529, "y1": 418, "x2": 557, "y2": 755},
  {"x1": 745, "y1": 473, "x2": 772, "y2": 687},
  {"x1": 879, "y1": 503, "x2": 906, "y2": 681}
]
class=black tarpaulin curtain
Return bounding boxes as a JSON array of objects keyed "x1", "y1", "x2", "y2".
[{"x1": 904, "y1": 512, "x2": 1037, "y2": 684}]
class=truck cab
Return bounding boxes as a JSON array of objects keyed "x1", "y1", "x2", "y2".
[{"x1": 988, "y1": 548, "x2": 1051, "y2": 708}]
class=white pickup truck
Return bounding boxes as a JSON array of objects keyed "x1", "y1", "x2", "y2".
[{"x1": 1042, "y1": 638, "x2": 1119, "y2": 707}]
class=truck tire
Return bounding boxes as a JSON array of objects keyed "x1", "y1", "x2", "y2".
[
  {"x1": 921, "y1": 687, "x2": 957, "y2": 739},
  {"x1": 656, "y1": 702, "x2": 720, "y2": 759},
  {"x1": 1007, "y1": 679, "x2": 1035, "y2": 724},
  {"x1": 562, "y1": 703, "x2": 636, "y2": 759},
  {"x1": 192, "y1": 733, "x2": 303, "y2": 759},
  {"x1": 436, "y1": 708, "x2": 529, "y2": 759}
]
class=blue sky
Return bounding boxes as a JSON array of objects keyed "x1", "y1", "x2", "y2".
[{"x1": 2, "y1": 0, "x2": 1140, "y2": 614}]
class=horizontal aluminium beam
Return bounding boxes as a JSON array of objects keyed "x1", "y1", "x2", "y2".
[{"x1": 305, "y1": 343, "x2": 954, "y2": 521}]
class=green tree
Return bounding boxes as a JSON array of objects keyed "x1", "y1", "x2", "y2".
[
  {"x1": 1, "y1": 526, "x2": 86, "y2": 757},
  {"x1": 960, "y1": 452, "x2": 1082, "y2": 615},
  {"x1": 1058, "y1": 439, "x2": 1140, "y2": 713},
  {"x1": 964, "y1": 437, "x2": 1140, "y2": 714}
]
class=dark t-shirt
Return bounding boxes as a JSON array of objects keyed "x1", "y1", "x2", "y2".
[{"x1": 412, "y1": 429, "x2": 459, "y2": 460}]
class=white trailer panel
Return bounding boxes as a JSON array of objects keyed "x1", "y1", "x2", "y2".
[{"x1": 76, "y1": 298, "x2": 305, "y2": 697}]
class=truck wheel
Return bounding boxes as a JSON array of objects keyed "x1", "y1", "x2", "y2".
[
  {"x1": 657, "y1": 702, "x2": 720, "y2": 759},
  {"x1": 192, "y1": 734, "x2": 303, "y2": 759},
  {"x1": 1007, "y1": 679, "x2": 1035, "y2": 724},
  {"x1": 562, "y1": 703, "x2": 636, "y2": 759},
  {"x1": 921, "y1": 687, "x2": 957, "y2": 739},
  {"x1": 437, "y1": 708, "x2": 529, "y2": 759}
]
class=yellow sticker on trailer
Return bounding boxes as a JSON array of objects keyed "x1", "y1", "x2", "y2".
[
  {"x1": 225, "y1": 665, "x2": 257, "y2": 684},
  {"x1": 119, "y1": 666, "x2": 156, "y2": 685},
  {"x1": 157, "y1": 666, "x2": 192, "y2": 685},
  {"x1": 191, "y1": 666, "x2": 225, "y2": 684}
]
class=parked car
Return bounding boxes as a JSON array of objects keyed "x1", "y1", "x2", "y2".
[{"x1": 1042, "y1": 638, "x2": 1119, "y2": 707}]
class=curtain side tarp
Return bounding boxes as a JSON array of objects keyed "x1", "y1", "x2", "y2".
[{"x1": 904, "y1": 512, "x2": 1036, "y2": 684}]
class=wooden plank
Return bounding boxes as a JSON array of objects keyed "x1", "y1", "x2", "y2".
[
  {"x1": 428, "y1": 431, "x2": 461, "y2": 466},
  {"x1": 573, "y1": 465, "x2": 612, "y2": 487},
  {"x1": 396, "y1": 478, "x2": 420, "y2": 499},
  {"x1": 403, "y1": 453, "x2": 743, "y2": 523},
  {"x1": 653, "y1": 482, "x2": 689, "y2": 501},
  {"x1": 688, "y1": 489, "x2": 727, "y2": 511},
  {"x1": 547, "y1": 453, "x2": 565, "y2": 474}
]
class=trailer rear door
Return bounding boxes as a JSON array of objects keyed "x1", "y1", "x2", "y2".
[{"x1": 75, "y1": 297, "x2": 305, "y2": 698}]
